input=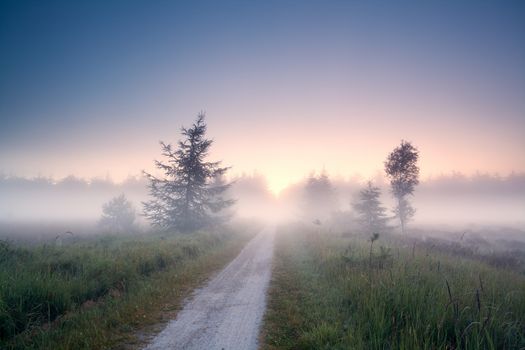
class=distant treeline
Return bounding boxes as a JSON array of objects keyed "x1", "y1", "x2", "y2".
[
  {"x1": 2, "y1": 172, "x2": 524, "y2": 197},
  {"x1": 0, "y1": 175, "x2": 147, "y2": 221},
  {"x1": 417, "y1": 172, "x2": 525, "y2": 196},
  {"x1": 0, "y1": 172, "x2": 524, "y2": 224},
  {"x1": 0, "y1": 175, "x2": 146, "y2": 194}
]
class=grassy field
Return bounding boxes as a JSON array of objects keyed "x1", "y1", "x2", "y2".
[
  {"x1": 0, "y1": 225, "x2": 255, "y2": 349},
  {"x1": 263, "y1": 225, "x2": 525, "y2": 350}
]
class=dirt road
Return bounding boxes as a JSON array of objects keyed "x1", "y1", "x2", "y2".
[{"x1": 144, "y1": 226, "x2": 275, "y2": 350}]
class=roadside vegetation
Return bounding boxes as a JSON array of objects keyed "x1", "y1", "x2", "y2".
[
  {"x1": 0, "y1": 224, "x2": 255, "y2": 349},
  {"x1": 0, "y1": 114, "x2": 245, "y2": 350},
  {"x1": 263, "y1": 224, "x2": 525, "y2": 349}
]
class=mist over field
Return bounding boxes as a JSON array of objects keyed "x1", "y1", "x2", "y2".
[{"x1": 1, "y1": 172, "x2": 524, "y2": 225}]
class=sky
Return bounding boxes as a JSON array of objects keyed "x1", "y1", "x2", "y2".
[{"x1": 1, "y1": 0, "x2": 524, "y2": 194}]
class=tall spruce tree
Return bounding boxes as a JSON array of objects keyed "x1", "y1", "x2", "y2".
[
  {"x1": 142, "y1": 113, "x2": 234, "y2": 232},
  {"x1": 353, "y1": 181, "x2": 389, "y2": 234},
  {"x1": 384, "y1": 140, "x2": 419, "y2": 233}
]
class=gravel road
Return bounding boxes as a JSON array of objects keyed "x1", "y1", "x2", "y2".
[{"x1": 144, "y1": 226, "x2": 275, "y2": 350}]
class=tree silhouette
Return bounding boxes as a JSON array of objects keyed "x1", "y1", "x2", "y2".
[
  {"x1": 208, "y1": 172, "x2": 235, "y2": 223},
  {"x1": 302, "y1": 171, "x2": 336, "y2": 222},
  {"x1": 384, "y1": 140, "x2": 419, "y2": 233},
  {"x1": 353, "y1": 181, "x2": 389, "y2": 234},
  {"x1": 99, "y1": 194, "x2": 136, "y2": 233},
  {"x1": 142, "y1": 113, "x2": 234, "y2": 232},
  {"x1": 392, "y1": 197, "x2": 416, "y2": 231}
]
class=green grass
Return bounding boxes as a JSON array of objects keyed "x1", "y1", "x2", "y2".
[
  {"x1": 0, "y1": 225, "x2": 254, "y2": 349},
  {"x1": 263, "y1": 225, "x2": 525, "y2": 350}
]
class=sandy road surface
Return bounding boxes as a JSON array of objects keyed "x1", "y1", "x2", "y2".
[{"x1": 144, "y1": 226, "x2": 275, "y2": 350}]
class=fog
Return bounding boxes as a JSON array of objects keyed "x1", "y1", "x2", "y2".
[
  {"x1": 0, "y1": 175, "x2": 147, "y2": 222},
  {"x1": 1, "y1": 171, "x2": 524, "y2": 236},
  {"x1": 229, "y1": 172, "x2": 525, "y2": 228}
]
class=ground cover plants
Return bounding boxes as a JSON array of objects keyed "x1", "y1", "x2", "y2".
[
  {"x1": 0, "y1": 225, "x2": 254, "y2": 349},
  {"x1": 263, "y1": 224, "x2": 525, "y2": 350}
]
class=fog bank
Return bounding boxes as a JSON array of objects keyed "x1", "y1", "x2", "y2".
[{"x1": 0, "y1": 172, "x2": 524, "y2": 229}]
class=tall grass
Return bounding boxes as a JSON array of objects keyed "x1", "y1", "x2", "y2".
[
  {"x1": 263, "y1": 225, "x2": 525, "y2": 349},
  {"x1": 0, "y1": 227, "x2": 252, "y2": 349}
]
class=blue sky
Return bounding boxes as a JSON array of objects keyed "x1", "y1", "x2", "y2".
[{"x1": 1, "y1": 0, "x2": 524, "y2": 192}]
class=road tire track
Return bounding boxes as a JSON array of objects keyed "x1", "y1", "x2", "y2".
[{"x1": 144, "y1": 226, "x2": 275, "y2": 350}]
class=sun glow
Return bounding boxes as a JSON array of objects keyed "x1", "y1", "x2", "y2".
[{"x1": 266, "y1": 174, "x2": 295, "y2": 196}]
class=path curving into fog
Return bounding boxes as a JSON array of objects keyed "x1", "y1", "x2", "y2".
[{"x1": 144, "y1": 226, "x2": 275, "y2": 350}]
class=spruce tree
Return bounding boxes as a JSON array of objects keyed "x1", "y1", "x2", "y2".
[
  {"x1": 353, "y1": 181, "x2": 389, "y2": 234},
  {"x1": 142, "y1": 113, "x2": 234, "y2": 232},
  {"x1": 302, "y1": 171, "x2": 336, "y2": 222},
  {"x1": 99, "y1": 194, "x2": 136, "y2": 233}
]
